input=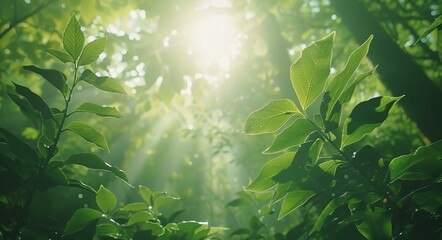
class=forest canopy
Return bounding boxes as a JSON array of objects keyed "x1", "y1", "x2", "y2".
[{"x1": 0, "y1": 0, "x2": 441, "y2": 239}]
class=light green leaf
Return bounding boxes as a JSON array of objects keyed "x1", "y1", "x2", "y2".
[
  {"x1": 127, "y1": 211, "x2": 154, "y2": 226},
  {"x1": 78, "y1": 37, "x2": 107, "y2": 66},
  {"x1": 356, "y1": 208, "x2": 392, "y2": 240},
  {"x1": 63, "y1": 208, "x2": 102, "y2": 236},
  {"x1": 96, "y1": 185, "x2": 117, "y2": 213},
  {"x1": 389, "y1": 140, "x2": 442, "y2": 182},
  {"x1": 13, "y1": 82, "x2": 53, "y2": 119},
  {"x1": 416, "y1": 15, "x2": 442, "y2": 43},
  {"x1": 79, "y1": 69, "x2": 126, "y2": 94},
  {"x1": 139, "y1": 185, "x2": 153, "y2": 205},
  {"x1": 48, "y1": 153, "x2": 129, "y2": 183},
  {"x1": 152, "y1": 193, "x2": 179, "y2": 210},
  {"x1": 120, "y1": 202, "x2": 148, "y2": 212},
  {"x1": 95, "y1": 223, "x2": 121, "y2": 238},
  {"x1": 46, "y1": 49, "x2": 73, "y2": 63},
  {"x1": 339, "y1": 66, "x2": 377, "y2": 105},
  {"x1": 341, "y1": 96, "x2": 402, "y2": 148},
  {"x1": 319, "y1": 160, "x2": 346, "y2": 176},
  {"x1": 291, "y1": 32, "x2": 334, "y2": 110},
  {"x1": 309, "y1": 139, "x2": 324, "y2": 166},
  {"x1": 74, "y1": 103, "x2": 122, "y2": 118},
  {"x1": 244, "y1": 99, "x2": 301, "y2": 135},
  {"x1": 246, "y1": 152, "x2": 295, "y2": 192},
  {"x1": 325, "y1": 35, "x2": 372, "y2": 119},
  {"x1": 279, "y1": 190, "x2": 315, "y2": 219},
  {"x1": 63, "y1": 14, "x2": 84, "y2": 61},
  {"x1": 264, "y1": 118, "x2": 316, "y2": 153},
  {"x1": 23, "y1": 65, "x2": 68, "y2": 96},
  {"x1": 66, "y1": 121, "x2": 109, "y2": 152},
  {"x1": 138, "y1": 222, "x2": 165, "y2": 236}
]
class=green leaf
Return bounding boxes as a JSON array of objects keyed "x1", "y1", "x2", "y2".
[
  {"x1": 138, "y1": 222, "x2": 164, "y2": 236},
  {"x1": 0, "y1": 152, "x2": 30, "y2": 180},
  {"x1": 67, "y1": 179, "x2": 97, "y2": 194},
  {"x1": 152, "y1": 193, "x2": 179, "y2": 210},
  {"x1": 341, "y1": 96, "x2": 402, "y2": 148},
  {"x1": 96, "y1": 185, "x2": 117, "y2": 213},
  {"x1": 49, "y1": 153, "x2": 129, "y2": 183},
  {"x1": 264, "y1": 118, "x2": 316, "y2": 153},
  {"x1": 309, "y1": 139, "x2": 324, "y2": 166},
  {"x1": 74, "y1": 103, "x2": 122, "y2": 118},
  {"x1": 13, "y1": 82, "x2": 53, "y2": 119},
  {"x1": 246, "y1": 152, "x2": 295, "y2": 192},
  {"x1": 79, "y1": 69, "x2": 126, "y2": 94},
  {"x1": 389, "y1": 140, "x2": 442, "y2": 182},
  {"x1": 23, "y1": 65, "x2": 68, "y2": 96},
  {"x1": 339, "y1": 67, "x2": 377, "y2": 105},
  {"x1": 139, "y1": 185, "x2": 153, "y2": 205},
  {"x1": 8, "y1": 93, "x2": 40, "y2": 127},
  {"x1": 0, "y1": 128, "x2": 39, "y2": 169},
  {"x1": 95, "y1": 223, "x2": 121, "y2": 238},
  {"x1": 46, "y1": 49, "x2": 73, "y2": 63},
  {"x1": 120, "y1": 202, "x2": 148, "y2": 212},
  {"x1": 438, "y1": 28, "x2": 442, "y2": 63},
  {"x1": 324, "y1": 35, "x2": 373, "y2": 119},
  {"x1": 66, "y1": 121, "x2": 109, "y2": 152},
  {"x1": 319, "y1": 160, "x2": 346, "y2": 176},
  {"x1": 291, "y1": 32, "x2": 334, "y2": 110},
  {"x1": 127, "y1": 211, "x2": 154, "y2": 226},
  {"x1": 310, "y1": 193, "x2": 352, "y2": 234},
  {"x1": 78, "y1": 37, "x2": 107, "y2": 66},
  {"x1": 412, "y1": 187, "x2": 442, "y2": 213},
  {"x1": 63, "y1": 208, "x2": 101, "y2": 236},
  {"x1": 416, "y1": 15, "x2": 442, "y2": 43},
  {"x1": 244, "y1": 99, "x2": 301, "y2": 134},
  {"x1": 279, "y1": 190, "x2": 315, "y2": 219},
  {"x1": 63, "y1": 14, "x2": 84, "y2": 61},
  {"x1": 356, "y1": 208, "x2": 392, "y2": 240}
]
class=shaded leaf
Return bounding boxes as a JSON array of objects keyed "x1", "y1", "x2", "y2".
[
  {"x1": 23, "y1": 65, "x2": 68, "y2": 96},
  {"x1": 74, "y1": 103, "x2": 122, "y2": 118},
  {"x1": 96, "y1": 185, "x2": 117, "y2": 213},
  {"x1": 63, "y1": 208, "x2": 101, "y2": 236},
  {"x1": 310, "y1": 193, "x2": 352, "y2": 234},
  {"x1": 341, "y1": 96, "x2": 402, "y2": 148},
  {"x1": 67, "y1": 179, "x2": 97, "y2": 194},
  {"x1": 356, "y1": 208, "x2": 392, "y2": 240},
  {"x1": 246, "y1": 152, "x2": 295, "y2": 192},
  {"x1": 78, "y1": 37, "x2": 106, "y2": 66},
  {"x1": 279, "y1": 190, "x2": 315, "y2": 219},
  {"x1": 389, "y1": 140, "x2": 442, "y2": 182},
  {"x1": 79, "y1": 69, "x2": 126, "y2": 94},
  {"x1": 264, "y1": 118, "x2": 316, "y2": 153},
  {"x1": 66, "y1": 121, "x2": 109, "y2": 152},
  {"x1": 95, "y1": 223, "x2": 120, "y2": 238},
  {"x1": 244, "y1": 99, "x2": 301, "y2": 134},
  {"x1": 13, "y1": 82, "x2": 53, "y2": 119},
  {"x1": 319, "y1": 160, "x2": 346, "y2": 176},
  {"x1": 63, "y1": 14, "x2": 84, "y2": 61},
  {"x1": 0, "y1": 128, "x2": 38, "y2": 169},
  {"x1": 8, "y1": 93, "x2": 40, "y2": 127},
  {"x1": 46, "y1": 49, "x2": 73, "y2": 63},
  {"x1": 291, "y1": 32, "x2": 334, "y2": 110}
]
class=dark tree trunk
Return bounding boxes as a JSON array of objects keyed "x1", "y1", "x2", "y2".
[{"x1": 330, "y1": 0, "x2": 442, "y2": 142}]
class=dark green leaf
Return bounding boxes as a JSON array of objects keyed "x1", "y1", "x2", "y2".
[
  {"x1": 96, "y1": 185, "x2": 117, "y2": 213},
  {"x1": 23, "y1": 65, "x2": 68, "y2": 96},
  {"x1": 67, "y1": 179, "x2": 97, "y2": 194},
  {"x1": 79, "y1": 69, "x2": 126, "y2": 94},
  {"x1": 356, "y1": 208, "x2": 392, "y2": 240},
  {"x1": 244, "y1": 99, "x2": 301, "y2": 134},
  {"x1": 46, "y1": 49, "x2": 73, "y2": 63},
  {"x1": 95, "y1": 223, "x2": 121, "y2": 238},
  {"x1": 74, "y1": 103, "x2": 122, "y2": 118},
  {"x1": 291, "y1": 32, "x2": 334, "y2": 110},
  {"x1": 0, "y1": 152, "x2": 30, "y2": 180},
  {"x1": 389, "y1": 140, "x2": 442, "y2": 182},
  {"x1": 0, "y1": 128, "x2": 38, "y2": 169},
  {"x1": 63, "y1": 14, "x2": 84, "y2": 61},
  {"x1": 66, "y1": 121, "x2": 109, "y2": 152},
  {"x1": 246, "y1": 152, "x2": 295, "y2": 192},
  {"x1": 341, "y1": 96, "x2": 402, "y2": 148},
  {"x1": 279, "y1": 190, "x2": 315, "y2": 219},
  {"x1": 412, "y1": 187, "x2": 442, "y2": 213},
  {"x1": 78, "y1": 37, "x2": 107, "y2": 66},
  {"x1": 153, "y1": 193, "x2": 179, "y2": 210},
  {"x1": 13, "y1": 82, "x2": 53, "y2": 119},
  {"x1": 264, "y1": 118, "x2": 316, "y2": 153},
  {"x1": 310, "y1": 192, "x2": 352, "y2": 234},
  {"x1": 63, "y1": 208, "x2": 101, "y2": 236},
  {"x1": 8, "y1": 93, "x2": 40, "y2": 127}
]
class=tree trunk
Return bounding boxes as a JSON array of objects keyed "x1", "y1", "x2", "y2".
[{"x1": 330, "y1": 0, "x2": 442, "y2": 142}]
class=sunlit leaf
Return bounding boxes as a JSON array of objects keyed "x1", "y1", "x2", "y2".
[
  {"x1": 120, "y1": 202, "x2": 148, "y2": 212},
  {"x1": 319, "y1": 160, "x2": 346, "y2": 176},
  {"x1": 416, "y1": 15, "x2": 442, "y2": 43},
  {"x1": 66, "y1": 121, "x2": 109, "y2": 152},
  {"x1": 356, "y1": 208, "x2": 392, "y2": 240},
  {"x1": 339, "y1": 67, "x2": 377, "y2": 105},
  {"x1": 324, "y1": 35, "x2": 372, "y2": 119},
  {"x1": 139, "y1": 185, "x2": 153, "y2": 205},
  {"x1": 244, "y1": 99, "x2": 301, "y2": 135},
  {"x1": 137, "y1": 222, "x2": 165, "y2": 236},
  {"x1": 279, "y1": 190, "x2": 315, "y2": 219},
  {"x1": 309, "y1": 139, "x2": 324, "y2": 166},
  {"x1": 96, "y1": 185, "x2": 117, "y2": 213},
  {"x1": 341, "y1": 96, "x2": 402, "y2": 148},
  {"x1": 389, "y1": 140, "x2": 442, "y2": 182},
  {"x1": 127, "y1": 211, "x2": 154, "y2": 226},
  {"x1": 23, "y1": 65, "x2": 68, "y2": 96},
  {"x1": 290, "y1": 32, "x2": 334, "y2": 110},
  {"x1": 74, "y1": 103, "x2": 122, "y2": 118},
  {"x1": 13, "y1": 82, "x2": 53, "y2": 119},
  {"x1": 264, "y1": 118, "x2": 316, "y2": 153},
  {"x1": 153, "y1": 193, "x2": 179, "y2": 210},
  {"x1": 63, "y1": 208, "x2": 101, "y2": 236},
  {"x1": 78, "y1": 37, "x2": 107, "y2": 66},
  {"x1": 46, "y1": 49, "x2": 73, "y2": 63},
  {"x1": 246, "y1": 152, "x2": 295, "y2": 192},
  {"x1": 63, "y1": 14, "x2": 84, "y2": 61},
  {"x1": 79, "y1": 69, "x2": 126, "y2": 94}
]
